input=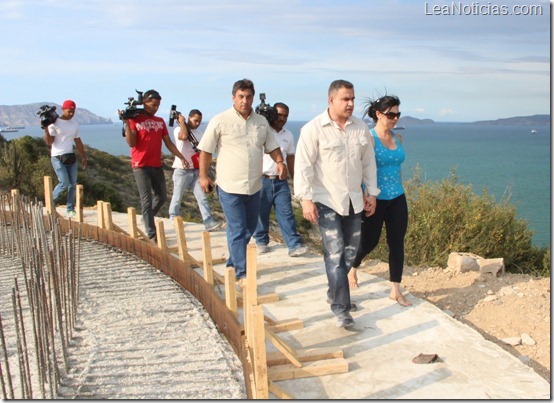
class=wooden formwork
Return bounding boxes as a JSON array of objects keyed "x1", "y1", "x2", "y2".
[{"x1": 41, "y1": 176, "x2": 350, "y2": 399}]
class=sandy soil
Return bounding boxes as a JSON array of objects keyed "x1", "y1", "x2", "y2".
[{"x1": 357, "y1": 260, "x2": 551, "y2": 382}]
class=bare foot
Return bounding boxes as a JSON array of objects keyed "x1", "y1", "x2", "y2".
[
  {"x1": 390, "y1": 294, "x2": 412, "y2": 307},
  {"x1": 348, "y1": 268, "x2": 358, "y2": 289}
]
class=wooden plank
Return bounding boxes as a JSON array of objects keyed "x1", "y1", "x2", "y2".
[
  {"x1": 245, "y1": 243, "x2": 258, "y2": 308},
  {"x1": 76, "y1": 184, "x2": 84, "y2": 222},
  {"x1": 250, "y1": 305, "x2": 268, "y2": 399},
  {"x1": 173, "y1": 216, "x2": 188, "y2": 260},
  {"x1": 202, "y1": 231, "x2": 214, "y2": 285},
  {"x1": 102, "y1": 201, "x2": 114, "y2": 231},
  {"x1": 97, "y1": 200, "x2": 105, "y2": 228},
  {"x1": 267, "y1": 358, "x2": 349, "y2": 381},
  {"x1": 237, "y1": 292, "x2": 280, "y2": 306},
  {"x1": 155, "y1": 220, "x2": 166, "y2": 251},
  {"x1": 127, "y1": 207, "x2": 138, "y2": 238},
  {"x1": 268, "y1": 381, "x2": 294, "y2": 399},
  {"x1": 265, "y1": 327, "x2": 302, "y2": 368},
  {"x1": 225, "y1": 267, "x2": 237, "y2": 316},
  {"x1": 266, "y1": 318, "x2": 304, "y2": 333},
  {"x1": 43, "y1": 176, "x2": 55, "y2": 215},
  {"x1": 266, "y1": 347, "x2": 343, "y2": 367}
]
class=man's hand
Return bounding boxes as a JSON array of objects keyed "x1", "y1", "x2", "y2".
[
  {"x1": 363, "y1": 195, "x2": 377, "y2": 217},
  {"x1": 276, "y1": 161, "x2": 288, "y2": 180},
  {"x1": 199, "y1": 176, "x2": 214, "y2": 193},
  {"x1": 301, "y1": 199, "x2": 319, "y2": 224}
]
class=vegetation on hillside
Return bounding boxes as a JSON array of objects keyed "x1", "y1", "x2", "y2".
[{"x1": 0, "y1": 135, "x2": 548, "y2": 276}]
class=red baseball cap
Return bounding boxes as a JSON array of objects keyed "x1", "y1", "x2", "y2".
[{"x1": 62, "y1": 100, "x2": 76, "y2": 109}]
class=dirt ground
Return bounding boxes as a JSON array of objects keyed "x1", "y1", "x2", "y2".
[{"x1": 357, "y1": 260, "x2": 551, "y2": 382}]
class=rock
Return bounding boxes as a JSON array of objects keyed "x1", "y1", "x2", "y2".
[
  {"x1": 447, "y1": 252, "x2": 482, "y2": 272},
  {"x1": 521, "y1": 333, "x2": 536, "y2": 346},
  {"x1": 483, "y1": 295, "x2": 498, "y2": 302},
  {"x1": 498, "y1": 286, "x2": 516, "y2": 296},
  {"x1": 478, "y1": 258, "x2": 505, "y2": 276},
  {"x1": 501, "y1": 337, "x2": 521, "y2": 346},
  {"x1": 476, "y1": 284, "x2": 486, "y2": 288},
  {"x1": 486, "y1": 290, "x2": 495, "y2": 295}
]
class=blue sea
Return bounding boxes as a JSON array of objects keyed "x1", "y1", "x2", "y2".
[{"x1": 5, "y1": 122, "x2": 551, "y2": 247}]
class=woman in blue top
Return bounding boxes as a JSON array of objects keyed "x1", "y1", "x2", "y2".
[{"x1": 349, "y1": 95, "x2": 411, "y2": 307}]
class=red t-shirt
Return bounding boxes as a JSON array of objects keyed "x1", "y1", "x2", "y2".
[{"x1": 129, "y1": 114, "x2": 168, "y2": 168}]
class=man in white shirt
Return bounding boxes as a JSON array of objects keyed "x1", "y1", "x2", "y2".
[
  {"x1": 43, "y1": 99, "x2": 87, "y2": 218},
  {"x1": 254, "y1": 102, "x2": 308, "y2": 257},
  {"x1": 294, "y1": 80, "x2": 380, "y2": 328},
  {"x1": 168, "y1": 109, "x2": 221, "y2": 232},
  {"x1": 197, "y1": 79, "x2": 287, "y2": 284}
]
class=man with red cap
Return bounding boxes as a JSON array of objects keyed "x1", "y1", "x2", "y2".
[{"x1": 44, "y1": 99, "x2": 87, "y2": 218}]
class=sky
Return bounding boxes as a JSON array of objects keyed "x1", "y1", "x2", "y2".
[{"x1": 0, "y1": 0, "x2": 550, "y2": 123}]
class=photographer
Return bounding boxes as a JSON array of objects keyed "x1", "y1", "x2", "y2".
[
  {"x1": 43, "y1": 100, "x2": 87, "y2": 218},
  {"x1": 168, "y1": 109, "x2": 222, "y2": 232},
  {"x1": 197, "y1": 79, "x2": 286, "y2": 286},
  {"x1": 121, "y1": 89, "x2": 186, "y2": 243}
]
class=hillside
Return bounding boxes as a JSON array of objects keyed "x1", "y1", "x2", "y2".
[
  {"x1": 0, "y1": 103, "x2": 112, "y2": 126},
  {"x1": 472, "y1": 114, "x2": 549, "y2": 126}
]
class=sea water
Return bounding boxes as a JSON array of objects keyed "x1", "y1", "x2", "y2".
[{"x1": 5, "y1": 122, "x2": 550, "y2": 247}]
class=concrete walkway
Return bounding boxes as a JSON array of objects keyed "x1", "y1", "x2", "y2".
[{"x1": 71, "y1": 207, "x2": 550, "y2": 399}]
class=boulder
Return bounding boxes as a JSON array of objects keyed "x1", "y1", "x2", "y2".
[
  {"x1": 478, "y1": 258, "x2": 505, "y2": 276},
  {"x1": 446, "y1": 252, "x2": 482, "y2": 272}
]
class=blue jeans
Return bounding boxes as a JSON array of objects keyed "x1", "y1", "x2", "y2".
[
  {"x1": 133, "y1": 166, "x2": 167, "y2": 239},
  {"x1": 254, "y1": 178, "x2": 302, "y2": 252},
  {"x1": 51, "y1": 157, "x2": 78, "y2": 212},
  {"x1": 168, "y1": 168, "x2": 215, "y2": 227},
  {"x1": 316, "y1": 202, "x2": 361, "y2": 316},
  {"x1": 217, "y1": 187, "x2": 261, "y2": 280}
]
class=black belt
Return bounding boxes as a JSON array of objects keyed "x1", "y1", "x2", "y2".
[{"x1": 262, "y1": 174, "x2": 280, "y2": 180}]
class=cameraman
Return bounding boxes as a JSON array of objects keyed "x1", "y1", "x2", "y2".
[
  {"x1": 43, "y1": 100, "x2": 87, "y2": 218},
  {"x1": 122, "y1": 89, "x2": 186, "y2": 243},
  {"x1": 168, "y1": 109, "x2": 222, "y2": 231}
]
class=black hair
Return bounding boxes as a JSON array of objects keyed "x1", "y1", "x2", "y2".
[
  {"x1": 364, "y1": 94, "x2": 401, "y2": 123},
  {"x1": 143, "y1": 89, "x2": 162, "y2": 101},
  {"x1": 188, "y1": 109, "x2": 202, "y2": 117},
  {"x1": 232, "y1": 79, "x2": 255, "y2": 96},
  {"x1": 273, "y1": 102, "x2": 289, "y2": 112}
]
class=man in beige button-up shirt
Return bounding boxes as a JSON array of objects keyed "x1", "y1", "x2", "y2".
[
  {"x1": 294, "y1": 79, "x2": 380, "y2": 328},
  {"x1": 197, "y1": 79, "x2": 286, "y2": 283}
]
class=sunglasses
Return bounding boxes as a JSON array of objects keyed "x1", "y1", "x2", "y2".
[{"x1": 381, "y1": 111, "x2": 401, "y2": 120}]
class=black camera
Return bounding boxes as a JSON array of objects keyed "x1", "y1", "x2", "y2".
[
  {"x1": 168, "y1": 104, "x2": 181, "y2": 127},
  {"x1": 118, "y1": 89, "x2": 144, "y2": 121},
  {"x1": 255, "y1": 93, "x2": 278, "y2": 125},
  {"x1": 36, "y1": 104, "x2": 59, "y2": 129}
]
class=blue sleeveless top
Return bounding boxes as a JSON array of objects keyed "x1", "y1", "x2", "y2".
[{"x1": 371, "y1": 128, "x2": 405, "y2": 200}]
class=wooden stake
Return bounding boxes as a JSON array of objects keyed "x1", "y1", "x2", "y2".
[
  {"x1": 128, "y1": 207, "x2": 138, "y2": 238},
  {"x1": 102, "y1": 202, "x2": 113, "y2": 231},
  {"x1": 202, "y1": 231, "x2": 214, "y2": 285},
  {"x1": 96, "y1": 201, "x2": 105, "y2": 228},
  {"x1": 250, "y1": 305, "x2": 268, "y2": 399},
  {"x1": 43, "y1": 176, "x2": 55, "y2": 215},
  {"x1": 224, "y1": 267, "x2": 237, "y2": 316},
  {"x1": 75, "y1": 185, "x2": 84, "y2": 223},
  {"x1": 155, "y1": 220, "x2": 166, "y2": 250}
]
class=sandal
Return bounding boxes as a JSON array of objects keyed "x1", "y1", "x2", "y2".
[{"x1": 390, "y1": 294, "x2": 412, "y2": 307}]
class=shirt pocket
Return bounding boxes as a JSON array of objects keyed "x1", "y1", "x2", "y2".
[
  {"x1": 351, "y1": 135, "x2": 369, "y2": 160},
  {"x1": 249, "y1": 124, "x2": 268, "y2": 148},
  {"x1": 320, "y1": 139, "x2": 343, "y2": 165}
]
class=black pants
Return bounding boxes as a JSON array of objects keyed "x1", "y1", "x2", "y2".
[
  {"x1": 133, "y1": 166, "x2": 167, "y2": 239},
  {"x1": 352, "y1": 194, "x2": 408, "y2": 283}
]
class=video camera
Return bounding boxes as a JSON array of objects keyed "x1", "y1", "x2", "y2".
[
  {"x1": 36, "y1": 105, "x2": 59, "y2": 129},
  {"x1": 118, "y1": 89, "x2": 144, "y2": 121},
  {"x1": 255, "y1": 93, "x2": 278, "y2": 125},
  {"x1": 168, "y1": 104, "x2": 181, "y2": 127}
]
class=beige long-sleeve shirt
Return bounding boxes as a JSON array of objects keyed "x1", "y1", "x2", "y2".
[{"x1": 294, "y1": 109, "x2": 380, "y2": 215}]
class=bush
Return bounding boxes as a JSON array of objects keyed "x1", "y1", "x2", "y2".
[{"x1": 356, "y1": 167, "x2": 549, "y2": 276}]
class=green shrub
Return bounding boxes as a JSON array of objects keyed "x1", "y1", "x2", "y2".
[{"x1": 364, "y1": 167, "x2": 549, "y2": 276}]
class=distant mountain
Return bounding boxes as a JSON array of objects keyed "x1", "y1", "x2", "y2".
[
  {"x1": 397, "y1": 116, "x2": 435, "y2": 126},
  {"x1": 0, "y1": 103, "x2": 112, "y2": 127},
  {"x1": 472, "y1": 114, "x2": 550, "y2": 126}
]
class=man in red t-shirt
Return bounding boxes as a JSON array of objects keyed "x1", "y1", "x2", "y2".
[{"x1": 121, "y1": 89, "x2": 186, "y2": 242}]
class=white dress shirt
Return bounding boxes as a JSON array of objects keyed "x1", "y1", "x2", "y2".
[
  {"x1": 294, "y1": 109, "x2": 380, "y2": 215},
  {"x1": 262, "y1": 127, "x2": 295, "y2": 175}
]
